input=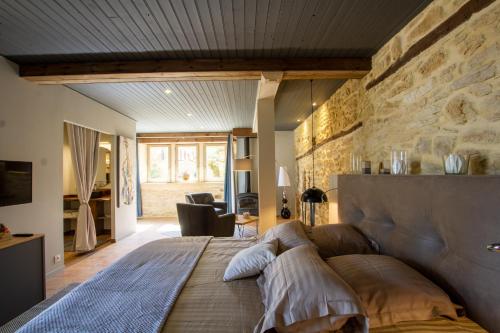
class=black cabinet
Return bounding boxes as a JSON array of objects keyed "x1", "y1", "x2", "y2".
[{"x1": 0, "y1": 235, "x2": 45, "y2": 326}]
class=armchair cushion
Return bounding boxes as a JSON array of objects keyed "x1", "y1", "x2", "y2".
[
  {"x1": 185, "y1": 193, "x2": 228, "y2": 214},
  {"x1": 186, "y1": 193, "x2": 215, "y2": 205},
  {"x1": 212, "y1": 201, "x2": 228, "y2": 210}
]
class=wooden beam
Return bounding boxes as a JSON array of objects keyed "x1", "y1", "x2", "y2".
[
  {"x1": 19, "y1": 58, "x2": 371, "y2": 84},
  {"x1": 137, "y1": 137, "x2": 227, "y2": 144},
  {"x1": 232, "y1": 128, "x2": 257, "y2": 138},
  {"x1": 365, "y1": 0, "x2": 494, "y2": 90}
]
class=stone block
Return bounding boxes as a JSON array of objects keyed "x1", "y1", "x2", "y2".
[
  {"x1": 468, "y1": 83, "x2": 492, "y2": 97},
  {"x1": 418, "y1": 51, "x2": 447, "y2": 76},
  {"x1": 433, "y1": 136, "x2": 456, "y2": 156},
  {"x1": 450, "y1": 64, "x2": 496, "y2": 90},
  {"x1": 467, "y1": 43, "x2": 499, "y2": 70},
  {"x1": 415, "y1": 137, "x2": 432, "y2": 154},
  {"x1": 461, "y1": 129, "x2": 499, "y2": 144},
  {"x1": 444, "y1": 94, "x2": 476, "y2": 124},
  {"x1": 477, "y1": 91, "x2": 500, "y2": 121},
  {"x1": 458, "y1": 34, "x2": 485, "y2": 56}
]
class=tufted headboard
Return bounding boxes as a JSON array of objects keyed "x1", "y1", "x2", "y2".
[{"x1": 338, "y1": 175, "x2": 500, "y2": 333}]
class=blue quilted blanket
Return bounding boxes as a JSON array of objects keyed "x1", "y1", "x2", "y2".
[{"x1": 17, "y1": 237, "x2": 212, "y2": 333}]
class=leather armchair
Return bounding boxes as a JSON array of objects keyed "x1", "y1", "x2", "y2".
[
  {"x1": 185, "y1": 192, "x2": 228, "y2": 215},
  {"x1": 176, "y1": 203, "x2": 235, "y2": 237}
]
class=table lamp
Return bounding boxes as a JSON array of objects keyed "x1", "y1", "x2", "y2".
[{"x1": 278, "y1": 166, "x2": 291, "y2": 219}]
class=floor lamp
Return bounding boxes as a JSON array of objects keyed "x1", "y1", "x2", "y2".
[{"x1": 301, "y1": 80, "x2": 328, "y2": 226}]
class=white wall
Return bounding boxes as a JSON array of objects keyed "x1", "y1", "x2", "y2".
[
  {"x1": 62, "y1": 126, "x2": 77, "y2": 195},
  {"x1": 275, "y1": 131, "x2": 296, "y2": 217},
  {"x1": 0, "y1": 57, "x2": 136, "y2": 275}
]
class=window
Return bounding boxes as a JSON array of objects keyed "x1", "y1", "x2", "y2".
[
  {"x1": 176, "y1": 145, "x2": 198, "y2": 182},
  {"x1": 205, "y1": 144, "x2": 226, "y2": 182},
  {"x1": 144, "y1": 142, "x2": 227, "y2": 183},
  {"x1": 148, "y1": 145, "x2": 170, "y2": 182}
]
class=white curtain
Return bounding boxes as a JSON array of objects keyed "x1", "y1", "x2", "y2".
[{"x1": 66, "y1": 123, "x2": 101, "y2": 252}]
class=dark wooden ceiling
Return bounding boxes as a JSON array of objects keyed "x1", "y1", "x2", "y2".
[{"x1": 0, "y1": 0, "x2": 432, "y2": 131}]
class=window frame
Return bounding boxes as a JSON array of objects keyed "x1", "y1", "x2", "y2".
[
  {"x1": 203, "y1": 143, "x2": 227, "y2": 183},
  {"x1": 175, "y1": 144, "x2": 199, "y2": 183},
  {"x1": 147, "y1": 144, "x2": 171, "y2": 183}
]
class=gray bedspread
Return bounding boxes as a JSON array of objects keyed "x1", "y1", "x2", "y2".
[{"x1": 17, "y1": 237, "x2": 211, "y2": 333}]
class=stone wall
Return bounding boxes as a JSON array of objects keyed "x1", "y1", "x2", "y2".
[
  {"x1": 141, "y1": 182, "x2": 224, "y2": 217},
  {"x1": 295, "y1": 0, "x2": 500, "y2": 225}
]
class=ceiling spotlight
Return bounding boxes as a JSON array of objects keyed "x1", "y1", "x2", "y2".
[
  {"x1": 312, "y1": 102, "x2": 317, "y2": 106},
  {"x1": 187, "y1": 113, "x2": 193, "y2": 117},
  {"x1": 297, "y1": 119, "x2": 301, "y2": 122},
  {"x1": 164, "y1": 89, "x2": 172, "y2": 94}
]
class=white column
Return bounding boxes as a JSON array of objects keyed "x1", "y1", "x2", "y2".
[{"x1": 255, "y1": 72, "x2": 282, "y2": 234}]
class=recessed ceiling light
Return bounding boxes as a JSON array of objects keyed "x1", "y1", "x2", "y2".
[
  {"x1": 187, "y1": 113, "x2": 193, "y2": 117},
  {"x1": 164, "y1": 89, "x2": 172, "y2": 95},
  {"x1": 297, "y1": 119, "x2": 301, "y2": 122},
  {"x1": 312, "y1": 102, "x2": 317, "y2": 106}
]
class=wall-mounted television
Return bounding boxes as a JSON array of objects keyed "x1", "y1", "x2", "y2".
[{"x1": 0, "y1": 160, "x2": 32, "y2": 207}]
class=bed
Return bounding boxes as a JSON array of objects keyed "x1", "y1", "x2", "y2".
[
  {"x1": 163, "y1": 237, "x2": 487, "y2": 333},
  {"x1": 13, "y1": 175, "x2": 500, "y2": 333},
  {"x1": 165, "y1": 235, "x2": 489, "y2": 333}
]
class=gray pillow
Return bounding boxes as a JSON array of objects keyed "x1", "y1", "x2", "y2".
[
  {"x1": 260, "y1": 220, "x2": 316, "y2": 254},
  {"x1": 326, "y1": 255, "x2": 458, "y2": 328},
  {"x1": 303, "y1": 223, "x2": 377, "y2": 258},
  {"x1": 256, "y1": 245, "x2": 368, "y2": 333},
  {"x1": 223, "y1": 238, "x2": 278, "y2": 281}
]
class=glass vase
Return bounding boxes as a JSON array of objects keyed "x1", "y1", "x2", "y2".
[
  {"x1": 351, "y1": 154, "x2": 362, "y2": 175},
  {"x1": 443, "y1": 154, "x2": 469, "y2": 175},
  {"x1": 391, "y1": 150, "x2": 408, "y2": 175}
]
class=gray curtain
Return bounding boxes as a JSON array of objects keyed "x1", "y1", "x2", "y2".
[
  {"x1": 243, "y1": 137, "x2": 251, "y2": 192},
  {"x1": 136, "y1": 141, "x2": 143, "y2": 217},
  {"x1": 66, "y1": 123, "x2": 101, "y2": 252},
  {"x1": 223, "y1": 134, "x2": 233, "y2": 213}
]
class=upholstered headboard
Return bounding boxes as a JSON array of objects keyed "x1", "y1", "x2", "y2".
[{"x1": 338, "y1": 175, "x2": 500, "y2": 333}]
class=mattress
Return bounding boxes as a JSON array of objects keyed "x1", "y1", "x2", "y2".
[{"x1": 161, "y1": 238, "x2": 486, "y2": 333}]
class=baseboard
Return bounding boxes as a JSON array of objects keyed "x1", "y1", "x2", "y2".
[{"x1": 45, "y1": 265, "x2": 64, "y2": 278}]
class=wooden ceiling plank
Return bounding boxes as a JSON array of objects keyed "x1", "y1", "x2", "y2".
[{"x1": 19, "y1": 57, "x2": 371, "y2": 84}]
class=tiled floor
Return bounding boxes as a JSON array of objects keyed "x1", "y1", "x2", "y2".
[
  {"x1": 64, "y1": 234, "x2": 113, "y2": 266},
  {"x1": 46, "y1": 217, "x2": 256, "y2": 297}
]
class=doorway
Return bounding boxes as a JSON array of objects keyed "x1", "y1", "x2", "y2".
[{"x1": 63, "y1": 124, "x2": 113, "y2": 265}]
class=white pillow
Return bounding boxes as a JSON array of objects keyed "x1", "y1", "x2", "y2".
[{"x1": 223, "y1": 239, "x2": 278, "y2": 281}]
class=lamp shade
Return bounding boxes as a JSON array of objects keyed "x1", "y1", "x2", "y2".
[
  {"x1": 301, "y1": 186, "x2": 328, "y2": 203},
  {"x1": 233, "y1": 158, "x2": 252, "y2": 171},
  {"x1": 277, "y1": 166, "x2": 291, "y2": 187}
]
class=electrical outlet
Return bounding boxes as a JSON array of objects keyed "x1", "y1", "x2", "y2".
[{"x1": 54, "y1": 254, "x2": 62, "y2": 263}]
